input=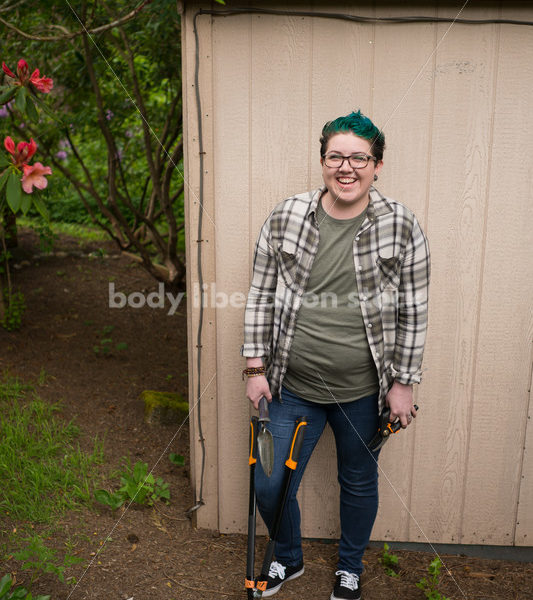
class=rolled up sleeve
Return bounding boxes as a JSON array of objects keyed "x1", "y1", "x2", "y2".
[
  {"x1": 388, "y1": 216, "x2": 430, "y2": 384},
  {"x1": 241, "y1": 220, "x2": 277, "y2": 358}
]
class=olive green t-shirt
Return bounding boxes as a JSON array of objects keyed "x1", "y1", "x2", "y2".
[{"x1": 283, "y1": 200, "x2": 379, "y2": 403}]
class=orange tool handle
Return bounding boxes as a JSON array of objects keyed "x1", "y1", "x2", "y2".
[
  {"x1": 249, "y1": 416, "x2": 258, "y2": 465},
  {"x1": 285, "y1": 417, "x2": 307, "y2": 470}
]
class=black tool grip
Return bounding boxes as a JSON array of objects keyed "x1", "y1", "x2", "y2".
[
  {"x1": 258, "y1": 396, "x2": 270, "y2": 423},
  {"x1": 249, "y1": 416, "x2": 258, "y2": 465},
  {"x1": 383, "y1": 404, "x2": 419, "y2": 435},
  {"x1": 285, "y1": 416, "x2": 307, "y2": 471}
]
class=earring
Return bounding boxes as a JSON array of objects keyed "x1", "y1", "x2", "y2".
[{"x1": 373, "y1": 174, "x2": 378, "y2": 181}]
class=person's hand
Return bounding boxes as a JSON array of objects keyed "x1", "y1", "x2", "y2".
[
  {"x1": 385, "y1": 381, "x2": 416, "y2": 429},
  {"x1": 246, "y1": 375, "x2": 272, "y2": 410}
]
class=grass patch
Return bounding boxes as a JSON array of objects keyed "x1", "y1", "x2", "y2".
[
  {"x1": 17, "y1": 218, "x2": 108, "y2": 242},
  {"x1": 0, "y1": 376, "x2": 104, "y2": 523}
]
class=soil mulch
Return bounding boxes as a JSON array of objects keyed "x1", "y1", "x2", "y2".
[{"x1": 0, "y1": 229, "x2": 531, "y2": 600}]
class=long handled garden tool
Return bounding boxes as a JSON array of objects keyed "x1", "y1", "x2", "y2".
[
  {"x1": 245, "y1": 416, "x2": 259, "y2": 599},
  {"x1": 253, "y1": 416, "x2": 308, "y2": 599}
]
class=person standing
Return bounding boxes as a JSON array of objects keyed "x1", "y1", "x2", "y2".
[{"x1": 242, "y1": 110, "x2": 430, "y2": 600}]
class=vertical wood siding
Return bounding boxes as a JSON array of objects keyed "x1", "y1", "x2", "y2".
[{"x1": 182, "y1": 1, "x2": 533, "y2": 545}]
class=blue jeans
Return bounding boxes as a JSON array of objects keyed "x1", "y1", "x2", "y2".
[{"x1": 255, "y1": 386, "x2": 380, "y2": 576}]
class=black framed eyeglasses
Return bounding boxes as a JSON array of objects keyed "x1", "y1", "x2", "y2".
[{"x1": 322, "y1": 153, "x2": 377, "y2": 169}]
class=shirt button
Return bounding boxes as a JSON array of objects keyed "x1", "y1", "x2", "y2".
[
  {"x1": 376, "y1": 351, "x2": 380, "y2": 357},
  {"x1": 357, "y1": 265, "x2": 362, "y2": 271},
  {"x1": 355, "y1": 236, "x2": 360, "y2": 241},
  {"x1": 361, "y1": 295, "x2": 367, "y2": 301},
  {"x1": 368, "y1": 323, "x2": 373, "y2": 328}
]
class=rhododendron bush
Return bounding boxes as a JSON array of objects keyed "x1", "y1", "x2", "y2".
[
  {"x1": 1, "y1": 0, "x2": 185, "y2": 292},
  {"x1": 0, "y1": 57, "x2": 54, "y2": 328},
  {"x1": 0, "y1": 60, "x2": 53, "y2": 218}
]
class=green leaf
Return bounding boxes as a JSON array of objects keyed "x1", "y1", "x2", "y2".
[
  {"x1": 94, "y1": 489, "x2": 112, "y2": 505},
  {"x1": 214, "y1": 0, "x2": 226, "y2": 4},
  {"x1": 0, "y1": 86, "x2": 17, "y2": 105},
  {"x1": 0, "y1": 574, "x2": 12, "y2": 596},
  {"x1": 133, "y1": 461, "x2": 147, "y2": 482},
  {"x1": 31, "y1": 194, "x2": 50, "y2": 222},
  {"x1": 25, "y1": 95, "x2": 40, "y2": 122},
  {"x1": 0, "y1": 154, "x2": 10, "y2": 167},
  {"x1": 112, "y1": 492, "x2": 126, "y2": 509},
  {"x1": 132, "y1": 485, "x2": 149, "y2": 504},
  {"x1": 31, "y1": 94, "x2": 63, "y2": 125},
  {"x1": 20, "y1": 193, "x2": 32, "y2": 215},
  {"x1": 0, "y1": 169, "x2": 11, "y2": 193},
  {"x1": 169, "y1": 452, "x2": 185, "y2": 466},
  {"x1": 6, "y1": 171, "x2": 22, "y2": 212},
  {"x1": 95, "y1": 488, "x2": 125, "y2": 509},
  {"x1": 15, "y1": 87, "x2": 27, "y2": 113}
]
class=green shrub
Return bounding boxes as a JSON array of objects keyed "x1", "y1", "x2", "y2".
[{"x1": 94, "y1": 460, "x2": 170, "y2": 509}]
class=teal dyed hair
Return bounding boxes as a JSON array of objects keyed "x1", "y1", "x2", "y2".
[{"x1": 320, "y1": 110, "x2": 385, "y2": 161}]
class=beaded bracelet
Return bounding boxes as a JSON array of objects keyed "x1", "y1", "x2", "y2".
[{"x1": 242, "y1": 367, "x2": 266, "y2": 380}]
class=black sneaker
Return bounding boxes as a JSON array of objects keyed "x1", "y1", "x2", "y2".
[
  {"x1": 260, "y1": 560, "x2": 304, "y2": 597},
  {"x1": 330, "y1": 570, "x2": 361, "y2": 600}
]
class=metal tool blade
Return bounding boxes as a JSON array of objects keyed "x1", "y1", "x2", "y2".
[{"x1": 257, "y1": 397, "x2": 274, "y2": 477}]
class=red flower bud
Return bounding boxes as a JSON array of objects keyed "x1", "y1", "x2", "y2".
[
  {"x1": 3, "y1": 136, "x2": 37, "y2": 167},
  {"x1": 17, "y1": 59, "x2": 29, "y2": 82},
  {"x1": 4, "y1": 136, "x2": 15, "y2": 155},
  {"x1": 17, "y1": 138, "x2": 37, "y2": 162},
  {"x1": 2, "y1": 62, "x2": 16, "y2": 79}
]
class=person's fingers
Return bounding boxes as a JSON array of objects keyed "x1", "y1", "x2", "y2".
[{"x1": 246, "y1": 377, "x2": 271, "y2": 409}]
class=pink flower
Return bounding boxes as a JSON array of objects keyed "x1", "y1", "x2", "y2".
[
  {"x1": 22, "y1": 162, "x2": 52, "y2": 193},
  {"x1": 29, "y1": 69, "x2": 53, "y2": 93},
  {"x1": 4, "y1": 136, "x2": 37, "y2": 167},
  {"x1": 1, "y1": 59, "x2": 53, "y2": 92}
]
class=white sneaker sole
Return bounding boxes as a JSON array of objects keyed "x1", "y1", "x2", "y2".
[{"x1": 261, "y1": 565, "x2": 305, "y2": 597}]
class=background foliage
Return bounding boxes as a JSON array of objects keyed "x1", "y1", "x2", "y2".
[{"x1": 0, "y1": 0, "x2": 186, "y2": 288}]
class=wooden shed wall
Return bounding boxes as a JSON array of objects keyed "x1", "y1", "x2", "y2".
[{"x1": 181, "y1": 0, "x2": 533, "y2": 545}]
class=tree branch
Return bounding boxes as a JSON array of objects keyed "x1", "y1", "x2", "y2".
[
  {"x1": 0, "y1": 0, "x2": 152, "y2": 41},
  {"x1": 114, "y1": 18, "x2": 160, "y2": 203},
  {"x1": 157, "y1": 92, "x2": 181, "y2": 167},
  {"x1": 0, "y1": 0, "x2": 29, "y2": 14}
]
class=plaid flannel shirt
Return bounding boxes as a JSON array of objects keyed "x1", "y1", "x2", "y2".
[{"x1": 241, "y1": 186, "x2": 430, "y2": 412}]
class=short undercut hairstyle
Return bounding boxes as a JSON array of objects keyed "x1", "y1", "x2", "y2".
[{"x1": 320, "y1": 110, "x2": 386, "y2": 162}]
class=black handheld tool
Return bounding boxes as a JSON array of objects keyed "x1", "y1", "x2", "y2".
[{"x1": 368, "y1": 405, "x2": 419, "y2": 452}]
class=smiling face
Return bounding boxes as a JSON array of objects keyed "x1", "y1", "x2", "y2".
[{"x1": 321, "y1": 132, "x2": 383, "y2": 218}]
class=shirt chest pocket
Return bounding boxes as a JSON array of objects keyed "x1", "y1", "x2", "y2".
[
  {"x1": 276, "y1": 241, "x2": 301, "y2": 288},
  {"x1": 376, "y1": 254, "x2": 401, "y2": 290}
]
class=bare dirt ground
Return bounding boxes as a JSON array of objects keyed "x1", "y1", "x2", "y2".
[{"x1": 0, "y1": 229, "x2": 531, "y2": 600}]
